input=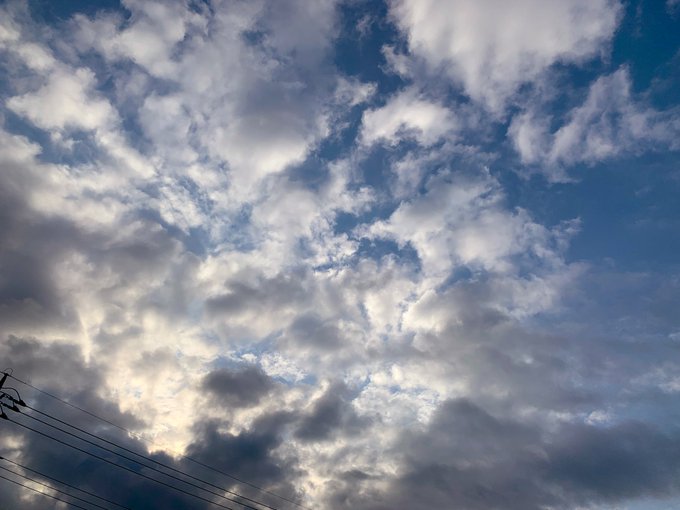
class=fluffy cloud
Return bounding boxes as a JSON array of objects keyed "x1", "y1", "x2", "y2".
[
  {"x1": 366, "y1": 169, "x2": 571, "y2": 280},
  {"x1": 361, "y1": 87, "x2": 457, "y2": 146},
  {"x1": 510, "y1": 67, "x2": 680, "y2": 175},
  {"x1": 1, "y1": 1, "x2": 680, "y2": 509},
  {"x1": 391, "y1": 0, "x2": 621, "y2": 110}
]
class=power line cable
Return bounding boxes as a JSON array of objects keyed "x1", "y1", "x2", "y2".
[
  {"x1": 22, "y1": 402, "x2": 278, "y2": 510},
  {"x1": 0, "y1": 472, "x2": 91, "y2": 510},
  {"x1": 6, "y1": 372, "x2": 309, "y2": 510},
  {"x1": 0, "y1": 464, "x2": 111, "y2": 510},
  {"x1": 0, "y1": 455, "x2": 131, "y2": 510},
  {"x1": 2, "y1": 406, "x2": 255, "y2": 510},
  {"x1": 2, "y1": 413, "x2": 241, "y2": 510}
]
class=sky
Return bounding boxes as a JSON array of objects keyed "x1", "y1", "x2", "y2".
[{"x1": 0, "y1": 0, "x2": 679, "y2": 509}]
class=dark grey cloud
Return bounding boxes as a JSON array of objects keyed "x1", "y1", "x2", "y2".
[
  {"x1": 203, "y1": 364, "x2": 276, "y2": 408},
  {"x1": 186, "y1": 411, "x2": 303, "y2": 506},
  {"x1": 0, "y1": 338, "x2": 206, "y2": 509},
  {"x1": 1, "y1": 408, "x2": 227, "y2": 510},
  {"x1": 205, "y1": 269, "x2": 310, "y2": 317},
  {"x1": 0, "y1": 338, "x2": 304, "y2": 510},
  {"x1": 329, "y1": 398, "x2": 680, "y2": 510},
  {"x1": 295, "y1": 382, "x2": 370, "y2": 442},
  {"x1": 0, "y1": 161, "x2": 81, "y2": 335},
  {"x1": 0, "y1": 335, "x2": 144, "y2": 432}
]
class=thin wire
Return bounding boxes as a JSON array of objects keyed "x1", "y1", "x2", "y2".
[
  {"x1": 24, "y1": 403, "x2": 277, "y2": 510},
  {"x1": 0, "y1": 455, "x2": 131, "y2": 510},
  {"x1": 0, "y1": 464, "x2": 111, "y2": 510},
  {"x1": 7, "y1": 372, "x2": 309, "y2": 510},
  {"x1": 7, "y1": 408, "x2": 260, "y2": 510},
  {"x1": 0, "y1": 472, "x2": 91, "y2": 510},
  {"x1": 0, "y1": 387, "x2": 22, "y2": 399},
  {"x1": 3, "y1": 416, "x2": 240, "y2": 510}
]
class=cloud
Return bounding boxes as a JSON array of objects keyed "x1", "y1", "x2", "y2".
[
  {"x1": 71, "y1": 0, "x2": 343, "y2": 200},
  {"x1": 294, "y1": 382, "x2": 370, "y2": 441},
  {"x1": 1, "y1": 1, "x2": 680, "y2": 509},
  {"x1": 330, "y1": 399, "x2": 680, "y2": 510},
  {"x1": 365, "y1": 169, "x2": 572, "y2": 280},
  {"x1": 203, "y1": 365, "x2": 276, "y2": 408},
  {"x1": 361, "y1": 87, "x2": 457, "y2": 146},
  {"x1": 390, "y1": 0, "x2": 621, "y2": 111},
  {"x1": 510, "y1": 67, "x2": 680, "y2": 175},
  {"x1": 7, "y1": 67, "x2": 114, "y2": 131},
  {"x1": 186, "y1": 412, "x2": 302, "y2": 500}
]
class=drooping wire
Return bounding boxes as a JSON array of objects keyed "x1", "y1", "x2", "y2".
[
  {"x1": 0, "y1": 455, "x2": 131, "y2": 510},
  {"x1": 0, "y1": 472, "x2": 91, "y2": 510},
  {"x1": 3, "y1": 415, "x2": 240, "y2": 510},
  {"x1": 23, "y1": 402, "x2": 277, "y2": 510},
  {"x1": 0, "y1": 464, "x2": 111, "y2": 510},
  {"x1": 7, "y1": 372, "x2": 310, "y2": 510},
  {"x1": 3, "y1": 406, "x2": 259, "y2": 510},
  {"x1": 13, "y1": 413, "x2": 266, "y2": 510}
]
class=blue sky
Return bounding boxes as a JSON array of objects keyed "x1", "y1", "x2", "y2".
[{"x1": 0, "y1": 1, "x2": 679, "y2": 509}]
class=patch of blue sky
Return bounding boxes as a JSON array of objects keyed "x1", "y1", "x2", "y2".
[
  {"x1": 333, "y1": 0, "x2": 407, "y2": 96},
  {"x1": 434, "y1": 266, "x2": 476, "y2": 293},
  {"x1": 353, "y1": 237, "x2": 420, "y2": 267},
  {"x1": 612, "y1": 0, "x2": 680, "y2": 94},
  {"x1": 27, "y1": 0, "x2": 123, "y2": 23},
  {"x1": 333, "y1": 201, "x2": 396, "y2": 236},
  {"x1": 502, "y1": 154, "x2": 680, "y2": 272},
  {"x1": 1, "y1": 110, "x2": 65, "y2": 161}
]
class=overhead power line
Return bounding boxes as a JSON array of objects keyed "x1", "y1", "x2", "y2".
[
  {"x1": 23, "y1": 403, "x2": 277, "y2": 510},
  {"x1": 0, "y1": 472, "x2": 92, "y2": 510},
  {"x1": 0, "y1": 464, "x2": 112, "y2": 510},
  {"x1": 0, "y1": 455, "x2": 131, "y2": 510},
  {"x1": 3, "y1": 405, "x2": 264, "y2": 510},
  {"x1": 6, "y1": 372, "x2": 310, "y2": 510},
  {"x1": 2, "y1": 414, "x2": 240, "y2": 510}
]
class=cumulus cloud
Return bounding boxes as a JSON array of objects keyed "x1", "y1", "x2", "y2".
[
  {"x1": 365, "y1": 169, "x2": 572, "y2": 280},
  {"x1": 331, "y1": 399, "x2": 680, "y2": 510},
  {"x1": 361, "y1": 87, "x2": 457, "y2": 146},
  {"x1": 391, "y1": 0, "x2": 621, "y2": 111},
  {"x1": 203, "y1": 365, "x2": 276, "y2": 408},
  {"x1": 294, "y1": 382, "x2": 370, "y2": 441},
  {"x1": 1, "y1": 0, "x2": 680, "y2": 509}
]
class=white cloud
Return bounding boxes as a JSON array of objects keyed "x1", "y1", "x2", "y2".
[
  {"x1": 366, "y1": 170, "x2": 565, "y2": 279},
  {"x1": 361, "y1": 87, "x2": 457, "y2": 146},
  {"x1": 70, "y1": 0, "x2": 345, "y2": 202},
  {"x1": 510, "y1": 67, "x2": 680, "y2": 175},
  {"x1": 8, "y1": 67, "x2": 115, "y2": 131},
  {"x1": 3, "y1": 2, "x2": 680, "y2": 509},
  {"x1": 76, "y1": 0, "x2": 198, "y2": 79},
  {"x1": 391, "y1": 0, "x2": 621, "y2": 111}
]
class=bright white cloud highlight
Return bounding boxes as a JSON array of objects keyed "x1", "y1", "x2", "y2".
[
  {"x1": 361, "y1": 88, "x2": 457, "y2": 146},
  {"x1": 391, "y1": 0, "x2": 621, "y2": 110}
]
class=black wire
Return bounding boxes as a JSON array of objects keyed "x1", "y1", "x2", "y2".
[
  {"x1": 0, "y1": 472, "x2": 91, "y2": 510},
  {"x1": 7, "y1": 373, "x2": 309, "y2": 510},
  {"x1": 24, "y1": 403, "x2": 277, "y2": 510},
  {"x1": 0, "y1": 464, "x2": 111, "y2": 510},
  {"x1": 7, "y1": 408, "x2": 259, "y2": 510},
  {"x1": 0, "y1": 455, "x2": 131, "y2": 510},
  {"x1": 3, "y1": 416, "x2": 239, "y2": 510}
]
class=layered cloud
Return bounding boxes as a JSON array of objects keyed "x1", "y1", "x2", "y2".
[{"x1": 1, "y1": 1, "x2": 679, "y2": 509}]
